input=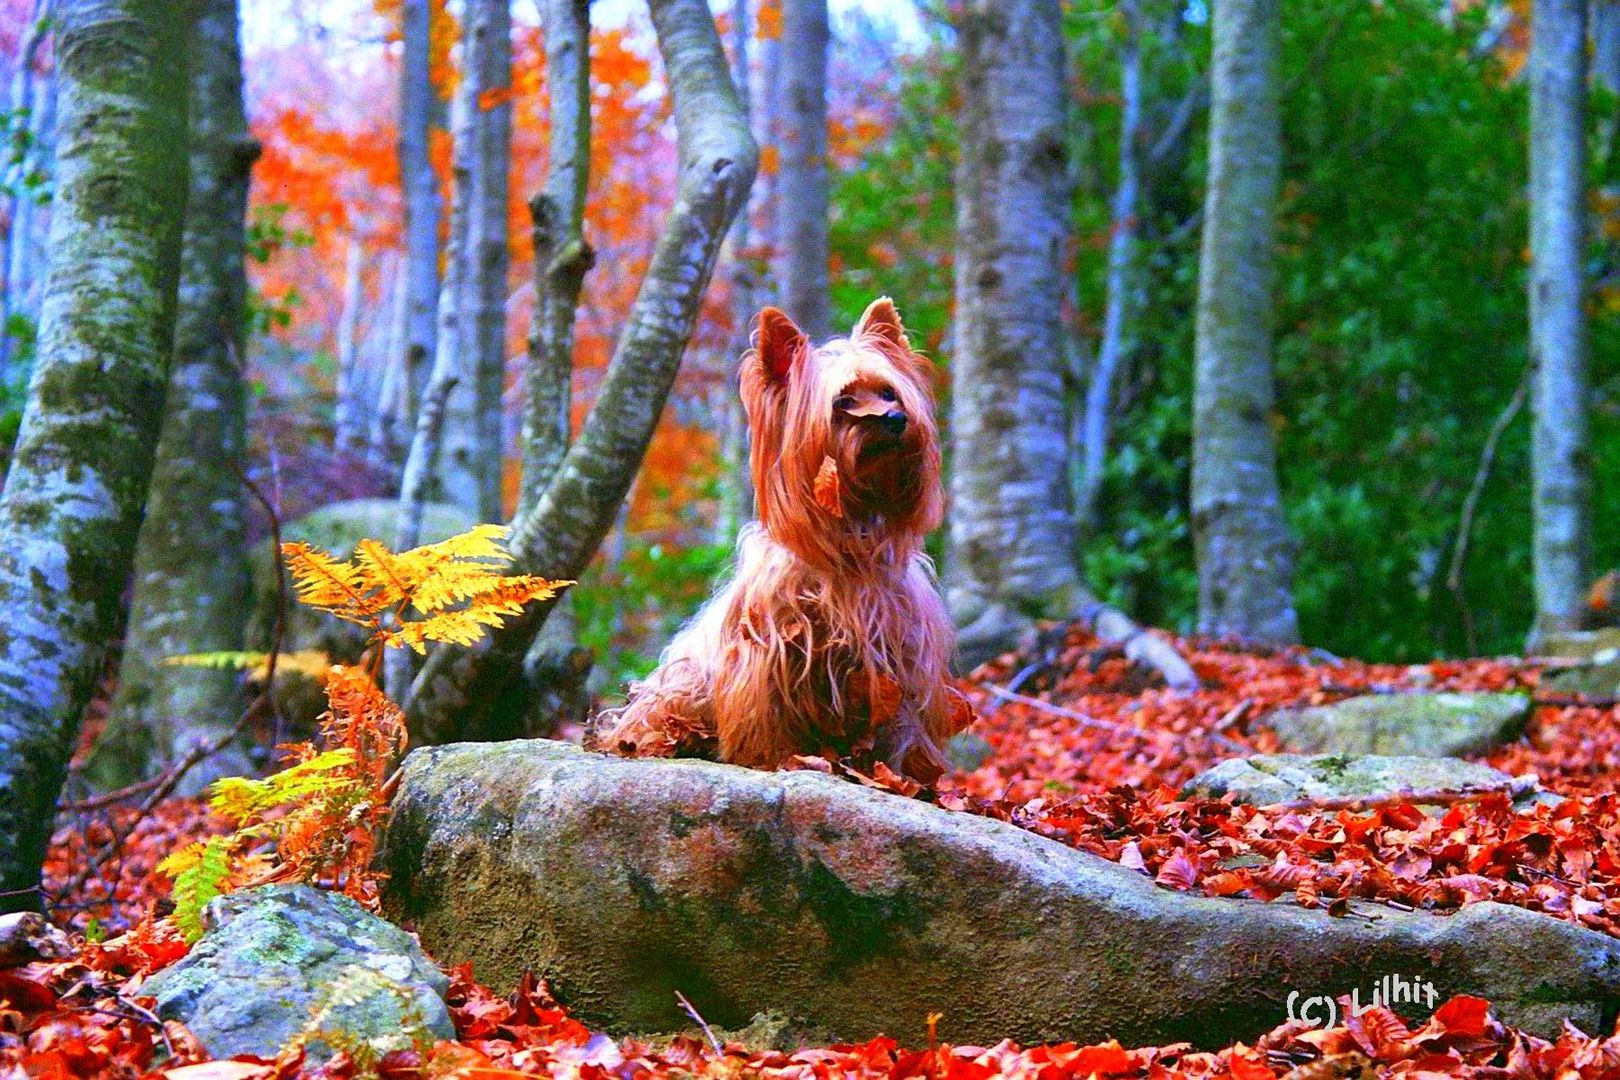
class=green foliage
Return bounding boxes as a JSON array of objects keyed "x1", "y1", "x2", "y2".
[
  {"x1": 245, "y1": 203, "x2": 311, "y2": 337},
  {"x1": 162, "y1": 835, "x2": 232, "y2": 942},
  {"x1": 830, "y1": 0, "x2": 1620, "y2": 661},
  {"x1": 575, "y1": 538, "x2": 734, "y2": 692}
]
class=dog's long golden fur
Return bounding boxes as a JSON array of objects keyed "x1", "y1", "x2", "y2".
[{"x1": 591, "y1": 297, "x2": 968, "y2": 781}]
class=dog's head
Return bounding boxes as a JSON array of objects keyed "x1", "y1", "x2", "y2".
[{"x1": 740, "y1": 297, "x2": 942, "y2": 564}]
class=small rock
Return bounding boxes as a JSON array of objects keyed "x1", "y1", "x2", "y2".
[
  {"x1": 1528, "y1": 628, "x2": 1620, "y2": 662},
  {"x1": 945, "y1": 731, "x2": 995, "y2": 772},
  {"x1": 146, "y1": 884, "x2": 453, "y2": 1063},
  {"x1": 0, "y1": 912, "x2": 72, "y2": 967},
  {"x1": 1541, "y1": 659, "x2": 1620, "y2": 700},
  {"x1": 1262, "y1": 692, "x2": 1529, "y2": 757},
  {"x1": 1182, "y1": 754, "x2": 1534, "y2": 807}
]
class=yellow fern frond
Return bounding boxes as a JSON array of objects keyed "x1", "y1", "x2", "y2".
[
  {"x1": 163, "y1": 649, "x2": 333, "y2": 682},
  {"x1": 281, "y1": 542, "x2": 390, "y2": 626},
  {"x1": 385, "y1": 576, "x2": 568, "y2": 653}
]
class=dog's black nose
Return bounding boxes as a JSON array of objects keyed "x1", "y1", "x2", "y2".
[{"x1": 880, "y1": 410, "x2": 907, "y2": 436}]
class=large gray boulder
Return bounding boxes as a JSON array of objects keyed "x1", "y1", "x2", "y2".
[
  {"x1": 381, "y1": 741, "x2": 1620, "y2": 1048},
  {"x1": 146, "y1": 884, "x2": 454, "y2": 1062},
  {"x1": 1262, "y1": 692, "x2": 1530, "y2": 757},
  {"x1": 1182, "y1": 754, "x2": 1533, "y2": 807}
]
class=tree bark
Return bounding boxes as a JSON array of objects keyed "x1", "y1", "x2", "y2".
[
  {"x1": 1528, "y1": 0, "x2": 1592, "y2": 642},
  {"x1": 776, "y1": 0, "x2": 829, "y2": 340},
  {"x1": 0, "y1": 0, "x2": 189, "y2": 911},
  {"x1": 90, "y1": 0, "x2": 256, "y2": 795},
  {"x1": 715, "y1": 0, "x2": 756, "y2": 542},
  {"x1": 434, "y1": 0, "x2": 502, "y2": 524},
  {"x1": 0, "y1": 0, "x2": 54, "y2": 379},
  {"x1": 946, "y1": 0, "x2": 1083, "y2": 663},
  {"x1": 522, "y1": 0, "x2": 591, "y2": 515},
  {"x1": 1076, "y1": 0, "x2": 1143, "y2": 536},
  {"x1": 333, "y1": 232, "x2": 366, "y2": 454},
  {"x1": 398, "y1": 0, "x2": 441, "y2": 424},
  {"x1": 403, "y1": 0, "x2": 757, "y2": 741},
  {"x1": 1189, "y1": 0, "x2": 1298, "y2": 645}
]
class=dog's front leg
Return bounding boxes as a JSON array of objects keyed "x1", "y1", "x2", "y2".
[{"x1": 878, "y1": 700, "x2": 950, "y2": 784}]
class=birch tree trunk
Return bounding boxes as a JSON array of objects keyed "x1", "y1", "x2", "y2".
[
  {"x1": 467, "y1": 0, "x2": 512, "y2": 522},
  {"x1": 1189, "y1": 0, "x2": 1298, "y2": 645},
  {"x1": 6, "y1": 72, "x2": 56, "y2": 339},
  {"x1": 404, "y1": 0, "x2": 757, "y2": 742},
  {"x1": 0, "y1": 0, "x2": 54, "y2": 379},
  {"x1": 334, "y1": 232, "x2": 366, "y2": 453},
  {"x1": 716, "y1": 0, "x2": 755, "y2": 541},
  {"x1": 946, "y1": 0, "x2": 1083, "y2": 663},
  {"x1": 1529, "y1": 0, "x2": 1592, "y2": 642},
  {"x1": 523, "y1": 0, "x2": 590, "y2": 515},
  {"x1": 777, "y1": 0, "x2": 829, "y2": 340},
  {"x1": 514, "y1": 0, "x2": 594, "y2": 736},
  {"x1": 434, "y1": 0, "x2": 493, "y2": 520},
  {"x1": 90, "y1": 0, "x2": 256, "y2": 795},
  {"x1": 398, "y1": 0, "x2": 441, "y2": 422},
  {"x1": 0, "y1": 0, "x2": 189, "y2": 910}
]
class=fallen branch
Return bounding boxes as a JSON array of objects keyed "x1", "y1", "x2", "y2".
[
  {"x1": 980, "y1": 683, "x2": 1247, "y2": 753},
  {"x1": 1261, "y1": 777, "x2": 1538, "y2": 813},
  {"x1": 1080, "y1": 601, "x2": 1202, "y2": 691},
  {"x1": 675, "y1": 990, "x2": 723, "y2": 1054}
]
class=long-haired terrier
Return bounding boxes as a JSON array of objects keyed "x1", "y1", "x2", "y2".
[{"x1": 591, "y1": 298, "x2": 969, "y2": 782}]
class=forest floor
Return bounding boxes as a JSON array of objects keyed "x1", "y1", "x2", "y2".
[{"x1": 10, "y1": 628, "x2": 1620, "y2": 1078}]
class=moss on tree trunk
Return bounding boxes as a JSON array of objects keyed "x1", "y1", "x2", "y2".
[
  {"x1": 0, "y1": 0, "x2": 190, "y2": 910},
  {"x1": 88, "y1": 0, "x2": 258, "y2": 794}
]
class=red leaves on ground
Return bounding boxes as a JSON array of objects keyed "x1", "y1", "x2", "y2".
[
  {"x1": 20, "y1": 625, "x2": 1620, "y2": 1077},
  {"x1": 942, "y1": 626, "x2": 1620, "y2": 936}
]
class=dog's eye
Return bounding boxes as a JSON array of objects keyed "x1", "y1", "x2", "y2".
[
  {"x1": 834, "y1": 395, "x2": 855, "y2": 411},
  {"x1": 878, "y1": 387, "x2": 898, "y2": 402}
]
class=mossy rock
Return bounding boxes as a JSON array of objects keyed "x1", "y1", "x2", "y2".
[
  {"x1": 1541, "y1": 659, "x2": 1620, "y2": 700},
  {"x1": 1182, "y1": 753, "x2": 1547, "y2": 808},
  {"x1": 1528, "y1": 628, "x2": 1620, "y2": 662},
  {"x1": 145, "y1": 884, "x2": 453, "y2": 1062},
  {"x1": 1261, "y1": 692, "x2": 1530, "y2": 757},
  {"x1": 382, "y1": 741, "x2": 1620, "y2": 1047}
]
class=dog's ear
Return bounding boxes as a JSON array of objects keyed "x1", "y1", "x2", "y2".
[
  {"x1": 756, "y1": 307, "x2": 808, "y2": 382},
  {"x1": 855, "y1": 296, "x2": 908, "y2": 351}
]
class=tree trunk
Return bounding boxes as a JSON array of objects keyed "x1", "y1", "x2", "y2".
[
  {"x1": 523, "y1": 0, "x2": 591, "y2": 515},
  {"x1": 0, "y1": 0, "x2": 54, "y2": 379},
  {"x1": 776, "y1": 0, "x2": 829, "y2": 340},
  {"x1": 715, "y1": 0, "x2": 756, "y2": 543},
  {"x1": 334, "y1": 232, "x2": 366, "y2": 454},
  {"x1": 89, "y1": 0, "x2": 256, "y2": 796},
  {"x1": 370, "y1": 256, "x2": 413, "y2": 476},
  {"x1": 439, "y1": 0, "x2": 510, "y2": 523},
  {"x1": 6, "y1": 71, "x2": 57, "y2": 341},
  {"x1": 403, "y1": 0, "x2": 757, "y2": 742},
  {"x1": 1189, "y1": 0, "x2": 1298, "y2": 645},
  {"x1": 398, "y1": 0, "x2": 441, "y2": 426},
  {"x1": 0, "y1": 0, "x2": 189, "y2": 911},
  {"x1": 1529, "y1": 0, "x2": 1592, "y2": 643},
  {"x1": 1076, "y1": 0, "x2": 1144, "y2": 536},
  {"x1": 946, "y1": 0, "x2": 1083, "y2": 664},
  {"x1": 514, "y1": 0, "x2": 594, "y2": 737}
]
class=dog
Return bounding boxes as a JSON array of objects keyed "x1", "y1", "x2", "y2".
[{"x1": 590, "y1": 298, "x2": 969, "y2": 782}]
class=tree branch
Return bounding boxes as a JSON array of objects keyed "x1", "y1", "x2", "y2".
[{"x1": 405, "y1": 0, "x2": 758, "y2": 743}]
